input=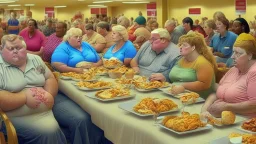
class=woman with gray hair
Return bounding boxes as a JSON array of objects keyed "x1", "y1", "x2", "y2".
[
  {"x1": 51, "y1": 28, "x2": 102, "y2": 72},
  {"x1": 103, "y1": 25, "x2": 137, "y2": 66}
]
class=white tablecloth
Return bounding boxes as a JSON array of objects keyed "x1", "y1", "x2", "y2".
[{"x1": 58, "y1": 77, "x2": 246, "y2": 144}]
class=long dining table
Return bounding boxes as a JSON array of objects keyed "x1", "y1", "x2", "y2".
[{"x1": 58, "y1": 76, "x2": 247, "y2": 144}]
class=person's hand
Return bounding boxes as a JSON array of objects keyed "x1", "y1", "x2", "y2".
[
  {"x1": 25, "y1": 87, "x2": 54, "y2": 109},
  {"x1": 34, "y1": 87, "x2": 54, "y2": 109},
  {"x1": 200, "y1": 111, "x2": 212, "y2": 120},
  {"x1": 207, "y1": 99, "x2": 227, "y2": 118},
  {"x1": 24, "y1": 88, "x2": 42, "y2": 109},
  {"x1": 132, "y1": 67, "x2": 140, "y2": 74},
  {"x1": 149, "y1": 73, "x2": 166, "y2": 82},
  {"x1": 171, "y1": 85, "x2": 185, "y2": 95}
]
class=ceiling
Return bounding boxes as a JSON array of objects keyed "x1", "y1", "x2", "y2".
[{"x1": 0, "y1": 0, "x2": 156, "y2": 8}]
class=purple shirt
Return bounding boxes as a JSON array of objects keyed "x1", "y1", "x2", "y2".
[
  {"x1": 19, "y1": 28, "x2": 46, "y2": 52},
  {"x1": 43, "y1": 33, "x2": 62, "y2": 62}
]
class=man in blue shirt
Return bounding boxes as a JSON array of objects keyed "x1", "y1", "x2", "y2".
[{"x1": 7, "y1": 12, "x2": 19, "y2": 35}]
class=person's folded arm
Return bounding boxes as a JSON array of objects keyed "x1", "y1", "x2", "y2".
[
  {"x1": 52, "y1": 62, "x2": 83, "y2": 73},
  {"x1": 0, "y1": 90, "x2": 26, "y2": 112},
  {"x1": 182, "y1": 64, "x2": 214, "y2": 91},
  {"x1": 91, "y1": 59, "x2": 103, "y2": 67},
  {"x1": 7, "y1": 25, "x2": 19, "y2": 31}
]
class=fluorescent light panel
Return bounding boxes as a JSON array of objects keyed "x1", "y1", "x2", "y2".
[
  {"x1": 122, "y1": 1, "x2": 150, "y2": 4},
  {"x1": 0, "y1": 1, "x2": 15, "y2": 3},
  {"x1": 93, "y1": 1, "x2": 113, "y2": 3},
  {"x1": 54, "y1": 5, "x2": 67, "y2": 8},
  {"x1": 24, "y1": 4, "x2": 35, "y2": 6},
  {"x1": 8, "y1": 4, "x2": 20, "y2": 6}
]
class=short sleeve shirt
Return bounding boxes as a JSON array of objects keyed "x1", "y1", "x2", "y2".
[
  {"x1": 7, "y1": 18, "x2": 19, "y2": 35},
  {"x1": 103, "y1": 40, "x2": 137, "y2": 62},
  {"x1": 0, "y1": 54, "x2": 51, "y2": 117},
  {"x1": 19, "y1": 28, "x2": 46, "y2": 52},
  {"x1": 210, "y1": 31, "x2": 237, "y2": 57},
  {"x1": 51, "y1": 41, "x2": 100, "y2": 67},
  {"x1": 43, "y1": 33, "x2": 62, "y2": 62}
]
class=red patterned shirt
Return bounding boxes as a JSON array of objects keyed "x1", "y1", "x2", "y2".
[{"x1": 43, "y1": 33, "x2": 62, "y2": 62}]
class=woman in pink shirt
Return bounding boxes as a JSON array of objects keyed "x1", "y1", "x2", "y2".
[
  {"x1": 201, "y1": 33, "x2": 256, "y2": 118},
  {"x1": 19, "y1": 19, "x2": 45, "y2": 56}
]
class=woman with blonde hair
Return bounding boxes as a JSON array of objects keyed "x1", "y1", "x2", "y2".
[
  {"x1": 51, "y1": 28, "x2": 102, "y2": 72},
  {"x1": 151, "y1": 32, "x2": 217, "y2": 99},
  {"x1": 103, "y1": 25, "x2": 136, "y2": 66},
  {"x1": 201, "y1": 33, "x2": 256, "y2": 118}
]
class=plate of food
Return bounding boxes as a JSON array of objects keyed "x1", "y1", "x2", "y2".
[
  {"x1": 159, "y1": 112, "x2": 212, "y2": 135},
  {"x1": 74, "y1": 81, "x2": 113, "y2": 91},
  {"x1": 160, "y1": 86, "x2": 192, "y2": 98},
  {"x1": 119, "y1": 98, "x2": 179, "y2": 116},
  {"x1": 210, "y1": 132, "x2": 256, "y2": 144},
  {"x1": 89, "y1": 66, "x2": 108, "y2": 76},
  {"x1": 103, "y1": 58, "x2": 123, "y2": 69},
  {"x1": 85, "y1": 88, "x2": 135, "y2": 101},
  {"x1": 134, "y1": 81, "x2": 170, "y2": 92},
  {"x1": 179, "y1": 92, "x2": 205, "y2": 105},
  {"x1": 237, "y1": 118, "x2": 256, "y2": 134},
  {"x1": 60, "y1": 72, "x2": 77, "y2": 80}
]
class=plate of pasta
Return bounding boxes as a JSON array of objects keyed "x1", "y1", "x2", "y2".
[
  {"x1": 103, "y1": 58, "x2": 123, "y2": 68},
  {"x1": 159, "y1": 112, "x2": 212, "y2": 134},
  {"x1": 74, "y1": 81, "x2": 113, "y2": 90},
  {"x1": 119, "y1": 98, "x2": 179, "y2": 116},
  {"x1": 134, "y1": 81, "x2": 170, "y2": 92},
  {"x1": 85, "y1": 88, "x2": 136, "y2": 101}
]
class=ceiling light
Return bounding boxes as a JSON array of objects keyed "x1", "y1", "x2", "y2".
[
  {"x1": 88, "y1": 5, "x2": 107, "y2": 7},
  {"x1": 122, "y1": 1, "x2": 150, "y2": 4},
  {"x1": 93, "y1": 1, "x2": 113, "y2": 3},
  {"x1": 8, "y1": 4, "x2": 20, "y2": 7},
  {"x1": 78, "y1": 0, "x2": 85, "y2": 1},
  {"x1": 0, "y1": 1, "x2": 15, "y2": 3},
  {"x1": 54, "y1": 5, "x2": 67, "y2": 8},
  {"x1": 24, "y1": 4, "x2": 35, "y2": 6}
]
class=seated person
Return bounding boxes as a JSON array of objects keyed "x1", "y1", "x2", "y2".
[
  {"x1": 0, "y1": 34, "x2": 66, "y2": 144},
  {"x1": 201, "y1": 33, "x2": 256, "y2": 118},
  {"x1": 130, "y1": 28, "x2": 180, "y2": 77},
  {"x1": 182, "y1": 17, "x2": 207, "y2": 37},
  {"x1": 97, "y1": 21, "x2": 115, "y2": 53},
  {"x1": 51, "y1": 28, "x2": 109, "y2": 144},
  {"x1": 103, "y1": 25, "x2": 137, "y2": 67},
  {"x1": 82, "y1": 23, "x2": 106, "y2": 53},
  {"x1": 151, "y1": 32, "x2": 217, "y2": 99},
  {"x1": 51, "y1": 27, "x2": 102, "y2": 72},
  {"x1": 210, "y1": 17, "x2": 237, "y2": 63}
]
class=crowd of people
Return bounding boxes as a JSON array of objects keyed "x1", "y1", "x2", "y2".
[{"x1": 0, "y1": 10, "x2": 256, "y2": 144}]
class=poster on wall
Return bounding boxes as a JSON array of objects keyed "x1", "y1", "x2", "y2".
[
  {"x1": 147, "y1": 2, "x2": 156, "y2": 20},
  {"x1": 188, "y1": 8, "x2": 201, "y2": 15},
  {"x1": 235, "y1": 0, "x2": 246, "y2": 14}
]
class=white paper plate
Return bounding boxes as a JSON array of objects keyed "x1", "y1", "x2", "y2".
[
  {"x1": 159, "y1": 123, "x2": 213, "y2": 135},
  {"x1": 236, "y1": 127, "x2": 256, "y2": 134},
  {"x1": 85, "y1": 91, "x2": 136, "y2": 101},
  {"x1": 160, "y1": 88, "x2": 192, "y2": 98},
  {"x1": 118, "y1": 100, "x2": 180, "y2": 117},
  {"x1": 134, "y1": 87, "x2": 159, "y2": 92},
  {"x1": 75, "y1": 85, "x2": 111, "y2": 91}
]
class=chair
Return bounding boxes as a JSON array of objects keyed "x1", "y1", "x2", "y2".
[{"x1": 0, "y1": 109, "x2": 18, "y2": 144}]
